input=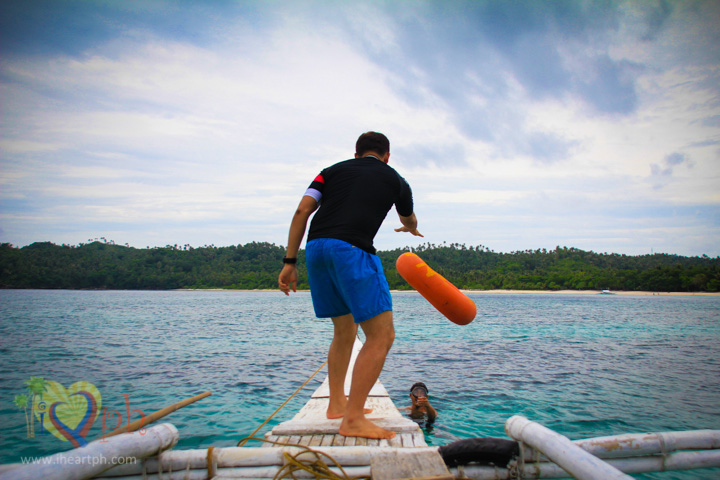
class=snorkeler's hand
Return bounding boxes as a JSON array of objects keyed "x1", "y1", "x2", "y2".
[{"x1": 278, "y1": 265, "x2": 298, "y2": 295}]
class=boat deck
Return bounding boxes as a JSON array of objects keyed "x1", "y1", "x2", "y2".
[
  {"x1": 228, "y1": 338, "x2": 452, "y2": 480},
  {"x1": 263, "y1": 338, "x2": 427, "y2": 449}
]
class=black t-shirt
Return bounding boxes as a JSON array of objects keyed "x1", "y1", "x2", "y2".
[{"x1": 306, "y1": 157, "x2": 414, "y2": 254}]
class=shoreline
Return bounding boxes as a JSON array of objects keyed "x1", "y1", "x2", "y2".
[{"x1": 172, "y1": 288, "x2": 720, "y2": 297}]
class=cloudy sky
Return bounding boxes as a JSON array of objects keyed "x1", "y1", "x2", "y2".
[{"x1": 1, "y1": 0, "x2": 718, "y2": 257}]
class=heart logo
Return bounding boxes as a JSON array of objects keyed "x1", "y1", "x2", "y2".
[{"x1": 34, "y1": 381, "x2": 102, "y2": 447}]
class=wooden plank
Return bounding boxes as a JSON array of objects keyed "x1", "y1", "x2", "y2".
[
  {"x1": 370, "y1": 450, "x2": 452, "y2": 480},
  {"x1": 272, "y1": 416, "x2": 419, "y2": 436},
  {"x1": 388, "y1": 434, "x2": 403, "y2": 448},
  {"x1": 261, "y1": 434, "x2": 277, "y2": 447},
  {"x1": 412, "y1": 430, "x2": 427, "y2": 447},
  {"x1": 263, "y1": 336, "x2": 427, "y2": 455},
  {"x1": 292, "y1": 396, "x2": 402, "y2": 423},
  {"x1": 262, "y1": 434, "x2": 292, "y2": 447}
]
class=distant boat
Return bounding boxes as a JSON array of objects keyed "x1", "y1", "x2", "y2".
[{"x1": 599, "y1": 289, "x2": 616, "y2": 295}]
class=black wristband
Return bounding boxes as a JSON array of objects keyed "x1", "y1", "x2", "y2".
[{"x1": 282, "y1": 257, "x2": 297, "y2": 264}]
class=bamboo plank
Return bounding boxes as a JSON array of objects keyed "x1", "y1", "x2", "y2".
[
  {"x1": 454, "y1": 450, "x2": 720, "y2": 480},
  {"x1": 3, "y1": 423, "x2": 179, "y2": 480},
  {"x1": 506, "y1": 415, "x2": 633, "y2": 480},
  {"x1": 95, "y1": 444, "x2": 720, "y2": 477},
  {"x1": 212, "y1": 465, "x2": 371, "y2": 479},
  {"x1": 96, "y1": 447, "x2": 447, "y2": 478},
  {"x1": 96, "y1": 464, "x2": 372, "y2": 480}
]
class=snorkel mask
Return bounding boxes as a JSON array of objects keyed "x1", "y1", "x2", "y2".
[{"x1": 410, "y1": 382, "x2": 428, "y2": 398}]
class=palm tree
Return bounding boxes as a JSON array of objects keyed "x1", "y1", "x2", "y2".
[
  {"x1": 25, "y1": 377, "x2": 48, "y2": 438},
  {"x1": 14, "y1": 395, "x2": 30, "y2": 438}
]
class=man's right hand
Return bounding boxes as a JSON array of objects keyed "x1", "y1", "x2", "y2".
[{"x1": 278, "y1": 264, "x2": 298, "y2": 295}]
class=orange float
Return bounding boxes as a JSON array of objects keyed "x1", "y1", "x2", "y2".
[{"x1": 396, "y1": 252, "x2": 476, "y2": 325}]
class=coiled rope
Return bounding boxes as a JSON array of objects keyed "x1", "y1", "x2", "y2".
[
  {"x1": 236, "y1": 436, "x2": 369, "y2": 480},
  {"x1": 225, "y1": 360, "x2": 368, "y2": 480}
]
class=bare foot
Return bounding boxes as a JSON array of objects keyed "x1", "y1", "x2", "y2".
[
  {"x1": 326, "y1": 407, "x2": 373, "y2": 419},
  {"x1": 339, "y1": 417, "x2": 395, "y2": 439}
]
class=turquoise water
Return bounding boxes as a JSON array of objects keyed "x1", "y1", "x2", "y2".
[{"x1": 1, "y1": 290, "x2": 719, "y2": 479}]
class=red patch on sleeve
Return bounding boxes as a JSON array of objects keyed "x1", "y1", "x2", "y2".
[{"x1": 314, "y1": 174, "x2": 325, "y2": 183}]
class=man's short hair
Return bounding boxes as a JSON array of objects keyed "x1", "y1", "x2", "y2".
[{"x1": 356, "y1": 131, "x2": 390, "y2": 157}]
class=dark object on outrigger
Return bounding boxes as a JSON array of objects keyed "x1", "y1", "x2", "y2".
[{"x1": 438, "y1": 437, "x2": 520, "y2": 467}]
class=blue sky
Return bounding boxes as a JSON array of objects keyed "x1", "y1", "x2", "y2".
[{"x1": 1, "y1": 0, "x2": 719, "y2": 256}]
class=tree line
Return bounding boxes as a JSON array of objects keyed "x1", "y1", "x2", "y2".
[{"x1": 1, "y1": 241, "x2": 718, "y2": 292}]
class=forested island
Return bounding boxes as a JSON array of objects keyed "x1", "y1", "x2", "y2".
[
  {"x1": 0, "y1": 240, "x2": 720, "y2": 292},
  {"x1": 1, "y1": 240, "x2": 718, "y2": 292}
]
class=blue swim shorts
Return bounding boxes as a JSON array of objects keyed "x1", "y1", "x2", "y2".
[{"x1": 305, "y1": 238, "x2": 392, "y2": 323}]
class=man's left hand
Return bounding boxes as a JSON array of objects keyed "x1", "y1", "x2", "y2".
[{"x1": 395, "y1": 226, "x2": 424, "y2": 237}]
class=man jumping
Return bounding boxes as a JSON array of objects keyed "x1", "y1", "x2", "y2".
[{"x1": 279, "y1": 131, "x2": 422, "y2": 439}]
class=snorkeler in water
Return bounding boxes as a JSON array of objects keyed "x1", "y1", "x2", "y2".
[{"x1": 407, "y1": 382, "x2": 437, "y2": 423}]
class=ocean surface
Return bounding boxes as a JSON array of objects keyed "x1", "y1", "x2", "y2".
[{"x1": 1, "y1": 289, "x2": 719, "y2": 479}]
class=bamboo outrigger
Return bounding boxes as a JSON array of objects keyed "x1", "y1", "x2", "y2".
[{"x1": 2, "y1": 338, "x2": 719, "y2": 480}]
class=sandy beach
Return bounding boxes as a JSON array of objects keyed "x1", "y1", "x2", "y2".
[{"x1": 175, "y1": 288, "x2": 719, "y2": 297}]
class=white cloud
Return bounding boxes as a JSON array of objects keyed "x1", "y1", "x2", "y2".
[{"x1": 1, "y1": 1, "x2": 719, "y2": 256}]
